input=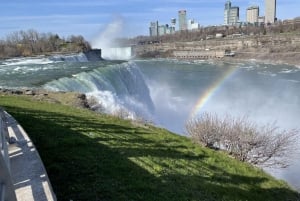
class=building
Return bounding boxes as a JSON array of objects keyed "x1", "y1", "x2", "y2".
[
  {"x1": 258, "y1": 16, "x2": 265, "y2": 25},
  {"x1": 224, "y1": 1, "x2": 239, "y2": 25},
  {"x1": 187, "y1": 19, "x2": 200, "y2": 30},
  {"x1": 178, "y1": 10, "x2": 187, "y2": 31},
  {"x1": 224, "y1": 1, "x2": 231, "y2": 25},
  {"x1": 265, "y1": 0, "x2": 276, "y2": 24},
  {"x1": 158, "y1": 25, "x2": 166, "y2": 36},
  {"x1": 149, "y1": 21, "x2": 158, "y2": 37},
  {"x1": 246, "y1": 6, "x2": 259, "y2": 24},
  {"x1": 149, "y1": 21, "x2": 175, "y2": 36},
  {"x1": 170, "y1": 18, "x2": 176, "y2": 33}
]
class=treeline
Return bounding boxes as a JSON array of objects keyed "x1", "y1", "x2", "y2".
[
  {"x1": 0, "y1": 29, "x2": 91, "y2": 59},
  {"x1": 117, "y1": 20, "x2": 300, "y2": 45}
]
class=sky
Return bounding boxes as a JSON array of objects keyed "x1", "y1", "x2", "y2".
[{"x1": 0, "y1": 0, "x2": 299, "y2": 41}]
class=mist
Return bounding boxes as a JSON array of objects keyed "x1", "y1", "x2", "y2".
[
  {"x1": 138, "y1": 60, "x2": 300, "y2": 191},
  {"x1": 91, "y1": 17, "x2": 132, "y2": 60}
]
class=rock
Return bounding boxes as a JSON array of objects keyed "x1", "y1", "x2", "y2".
[
  {"x1": 83, "y1": 49, "x2": 103, "y2": 61},
  {"x1": 25, "y1": 90, "x2": 35, "y2": 95},
  {"x1": 12, "y1": 90, "x2": 23, "y2": 95}
]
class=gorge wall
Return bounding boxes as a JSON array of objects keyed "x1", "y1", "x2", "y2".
[{"x1": 133, "y1": 34, "x2": 300, "y2": 64}]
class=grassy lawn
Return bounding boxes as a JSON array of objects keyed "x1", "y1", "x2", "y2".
[{"x1": 0, "y1": 95, "x2": 298, "y2": 201}]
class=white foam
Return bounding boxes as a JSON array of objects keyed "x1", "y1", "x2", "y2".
[{"x1": 3, "y1": 57, "x2": 54, "y2": 66}]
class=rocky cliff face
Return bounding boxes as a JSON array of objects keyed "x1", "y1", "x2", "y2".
[
  {"x1": 133, "y1": 35, "x2": 300, "y2": 64},
  {"x1": 84, "y1": 49, "x2": 103, "y2": 61}
]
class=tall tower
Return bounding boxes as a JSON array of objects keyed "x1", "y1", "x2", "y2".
[
  {"x1": 224, "y1": 1, "x2": 239, "y2": 25},
  {"x1": 149, "y1": 21, "x2": 158, "y2": 37},
  {"x1": 224, "y1": 1, "x2": 231, "y2": 25},
  {"x1": 247, "y1": 6, "x2": 259, "y2": 24},
  {"x1": 178, "y1": 10, "x2": 187, "y2": 31},
  {"x1": 170, "y1": 18, "x2": 176, "y2": 33},
  {"x1": 265, "y1": 0, "x2": 276, "y2": 24}
]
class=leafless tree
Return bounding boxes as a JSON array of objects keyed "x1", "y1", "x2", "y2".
[
  {"x1": 0, "y1": 30, "x2": 91, "y2": 59},
  {"x1": 186, "y1": 112, "x2": 299, "y2": 168}
]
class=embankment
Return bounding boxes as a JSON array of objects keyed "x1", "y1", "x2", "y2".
[{"x1": 0, "y1": 94, "x2": 299, "y2": 200}]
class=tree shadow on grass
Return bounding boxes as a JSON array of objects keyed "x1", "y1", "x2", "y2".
[{"x1": 3, "y1": 105, "x2": 299, "y2": 201}]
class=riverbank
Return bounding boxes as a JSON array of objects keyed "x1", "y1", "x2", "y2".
[
  {"x1": 0, "y1": 88, "x2": 90, "y2": 109},
  {"x1": 0, "y1": 94, "x2": 299, "y2": 200},
  {"x1": 229, "y1": 49, "x2": 300, "y2": 67},
  {"x1": 133, "y1": 34, "x2": 300, "y2": 67}
]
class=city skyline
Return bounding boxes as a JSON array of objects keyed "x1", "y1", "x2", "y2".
[{"x1": 0, "y1": 0, "x2": 299, "y2": 41}]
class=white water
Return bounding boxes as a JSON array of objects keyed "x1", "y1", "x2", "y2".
[
  {"x1": 102, "y1": 47, "x2": 132, "y2": 60},
  {"x1": 49, "y1": 53, "x2": 89, "y2": 62},
  {"x1": 0, "y1": 53, "x2": 121, "y2": 88},
  {"x1": 43, "y1": 61, "x2": 154, "y2": 120},
  {"x1": 1, "y1": 57, "x2": 55, "y2": 66}
]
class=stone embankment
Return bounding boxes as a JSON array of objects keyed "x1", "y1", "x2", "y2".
[{"x1": 133, "y1": 34, "x2": 300, "y2": 65}]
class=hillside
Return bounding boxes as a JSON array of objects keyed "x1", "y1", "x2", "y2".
[{"x1": 0, "y1": 94, "x2": 299, "y2": 201}]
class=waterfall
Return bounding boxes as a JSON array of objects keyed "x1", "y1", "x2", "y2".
[
  {"x1": 49, "y1": 53, "x2": 89, "y2": 62},
  {"x1": 43, "y1": 61, "x2": 154, "y2": 120},
  {"x1": 102, "y1": 47, "x2": 132, "y2": 60}
]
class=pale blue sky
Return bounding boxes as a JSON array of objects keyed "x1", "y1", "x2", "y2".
[{"x1": 0, "y1": 0, "x2": 299, "y2": 41}]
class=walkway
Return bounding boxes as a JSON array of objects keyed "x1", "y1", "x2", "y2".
[{"x1": 3, "y1": 110, "x2": 56, "y2": 201}]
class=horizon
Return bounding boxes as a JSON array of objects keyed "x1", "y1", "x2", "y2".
[{"x1": 0, "y1": 0, "x2": 299, "y2": 42}]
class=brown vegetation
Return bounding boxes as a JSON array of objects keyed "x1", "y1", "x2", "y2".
[
  {"x1": 186, "y1": 112, "x2": 299, "y2": 168},
  {"x1": 0, "y1": 29, "x2": 91, "y2": 59}
]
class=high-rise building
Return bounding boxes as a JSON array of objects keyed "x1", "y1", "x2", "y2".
[
  {"x1": 224, "y1": 1, "x2": 231, "y2": 25},
  {"x1": 224, "y1": 1, "x2": 239, "y2": 25},
  {"x1": 149, "y1": 21, "x2": 158, "y2": 37},
  {"x1": 158, "y1": 25, "x2": 167, "y2": 36},
  {"x1": 171, "y1": 18, "x2": 176, "y2": 27},
  {"x1": 258, "y1": 16, "x2": 265, "y2": 25},
  {"x1": 149, "y1": 21, "x2": 175, "y2": 36},
  {"x1": 178, "y1": 10, "x2": 187, "y2": 31},
  {"x1": 265, "y1": 0, "x2": 276, "y2": 24},
  {"x1": 187, "y1": 19, "x2": 200, "y2": 30},
  {"x1": 170, "y1": 18, "x2": 176, "y2": 33},
  {"x1": 246, "y1": 6, "x2": 259, "y2": 24}
]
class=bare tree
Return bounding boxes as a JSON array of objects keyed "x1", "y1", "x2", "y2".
[
  {"x1": 0, "y1": 30, "x2": 91, "y2": 59},
  {"x1": 186, "y1": 112, "x2": 299, "y2": 168}
]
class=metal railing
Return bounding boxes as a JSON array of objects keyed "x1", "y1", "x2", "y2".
[{"x1": 0, "y1": 108, "x2": 17, "y2": 201}]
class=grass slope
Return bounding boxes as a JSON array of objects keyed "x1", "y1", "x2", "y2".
[{"x1": 0, "y1": 95, "x2": 298, "y2": 201}]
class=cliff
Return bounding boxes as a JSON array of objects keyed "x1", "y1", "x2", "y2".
[
  {"x1": 133, "y1": 34, "x2": 300, "y2": 65},
  {"x1": 83, "y1": 49, "x2": 103, "y2": 61}
]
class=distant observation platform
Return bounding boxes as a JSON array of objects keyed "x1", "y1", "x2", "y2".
[{"x1": 0, "y1": 108, "x2": 56, "y2": 201}]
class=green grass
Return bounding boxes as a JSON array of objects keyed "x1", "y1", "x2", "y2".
[{"x1": 0, "y1": 95, "x2": 299, "y2": 201}]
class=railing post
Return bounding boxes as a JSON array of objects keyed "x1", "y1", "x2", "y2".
[{"x1": 0, "y1": 108, "x2": 17, "y2": 201}]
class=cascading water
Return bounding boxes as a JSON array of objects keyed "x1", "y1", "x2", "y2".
[
  {"x1": 49, "y1": 53, "x2": 89, "y2": 62},
  {"x1": 102, "y1": 47, "x2": 132, "y2": 60},
  {"x1": 43, "y1": 61, "x2": 154, "y2": 120}
]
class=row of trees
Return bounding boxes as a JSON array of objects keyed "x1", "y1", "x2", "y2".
[
  {"x1": 0, "y1": 29, "x2": 91, "y2": 59},
  {"x1": 186, "y1": 113, "x2": 299, "y2": 168}
]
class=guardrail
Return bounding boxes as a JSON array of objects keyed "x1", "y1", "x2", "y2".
[{"x1": 0, "y1": 108, "x2": 17, "y2": 201}]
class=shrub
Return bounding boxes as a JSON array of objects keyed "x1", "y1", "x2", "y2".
[{"x1": 186, "y1": 112, "x2": 299, "y2": 168}]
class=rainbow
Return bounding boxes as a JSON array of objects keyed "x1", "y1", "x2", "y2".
[{"x1": 189, "y1": 66, "x2": 238, "y2": 119}]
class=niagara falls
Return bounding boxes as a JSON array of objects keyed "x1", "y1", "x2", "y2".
[
  {"x1": 1, "y1": 0, "x2": 300, "y2": 200},
  {"x1": 1, "y1": 53, "x2": 300, "y2": 192}
]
